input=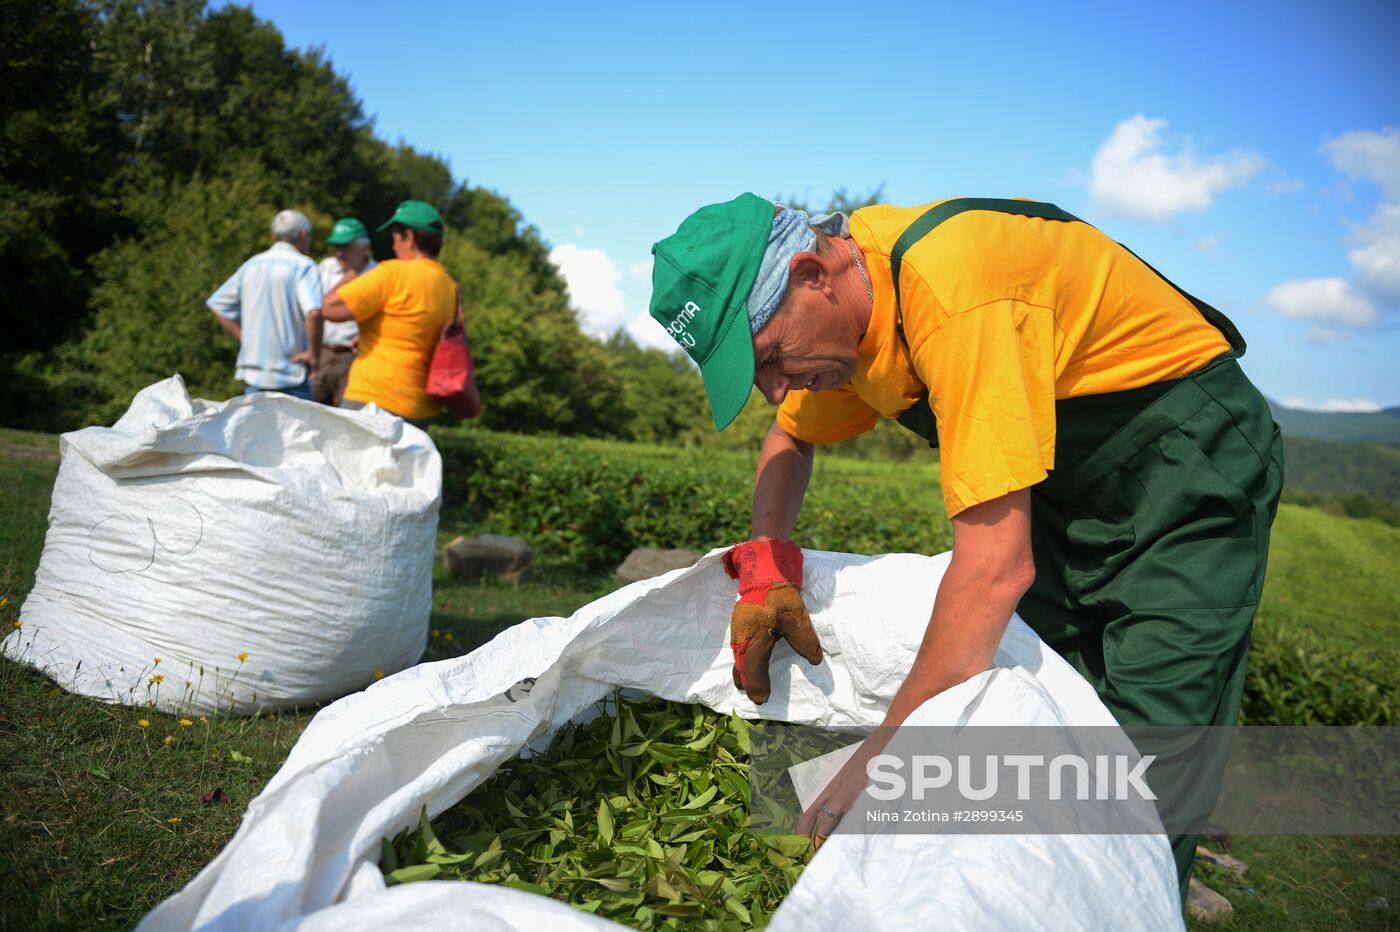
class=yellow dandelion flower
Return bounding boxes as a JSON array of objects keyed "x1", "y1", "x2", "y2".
[
  {"x1": 431, "y1": 628, "x2": 441, "y2": 638},
  {"x1": 373, "y1": 670, "x2": 385, "y2": 680},
  {"x1": 443, "y1": 632, "x2": 454, "y2": 641},
  {"x1": 166, "y1": 817, "x2": 181, "y2": 824},
  {"x1": 12, "y1": 620, "x2": 20, "y2": 629},
  {"x1": 198, "y1": 715, "x2": 208, "y2": 723},
  {"x1": 238, "y1": 652, "x2": 249, "y2": 663},
  {"x1": 137, "y1": 719, "x2": 150, "y2": 728},
  {"x1": 149, "y1": 674, "x2": 164, "y2": 685},
  {"x1": 178, "y1": 719, "x2": 193, "y2": 727},
  {"x1": 163, "y1": 735, "x2": 176, "y2": 745},
  {"x1": 153, "y1": 657, "x2": 161, "y2": 665}
]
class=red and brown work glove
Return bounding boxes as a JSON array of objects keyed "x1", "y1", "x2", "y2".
[{"x1": 722, "y1": 539, "x2": 823, "y2": 704}]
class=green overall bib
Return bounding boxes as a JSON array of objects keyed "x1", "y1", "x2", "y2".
[{"x1": 889, "y1": 200, "x2": 1285, "y2": 899}]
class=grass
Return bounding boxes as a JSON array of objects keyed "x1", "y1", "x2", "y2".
[
  {"x1": 0, "y1": 426, "x2": 1396, "y2": 929},
  {"x1": 1254, "y1": 504, "x2": 1400, "y2": 648}
]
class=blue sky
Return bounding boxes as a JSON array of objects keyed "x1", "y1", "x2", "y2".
[{"x1": 245, "y1": 0, "x2": 1400, "y2": 410}]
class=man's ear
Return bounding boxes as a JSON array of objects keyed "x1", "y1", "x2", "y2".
[{"x1": 788, "y1": 251, "x2": 825, "y2": 292}]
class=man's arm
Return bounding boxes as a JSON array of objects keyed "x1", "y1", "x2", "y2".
[
  {"x1": 881, "y1": 488, "x2": 1035, "y2": 727},
  {"x1": 751, "y1": 420, "x2": 816, "y2": 539},
  {"x1": 797, "y1": 487, "x2": 1035, "y2": 840},
  {"x1": 303, "y1": 308, "x2": 323, "y2": 377},
  {"x1": 210, "y1": 309, "x2": 241, "y2": 342}
]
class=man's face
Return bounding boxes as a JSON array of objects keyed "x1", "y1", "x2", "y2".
[
  {"x1": 751, "y1": 289, "x2": 861, "y2": 407},
  {"x1": 338, "y1": 241, "x2": 371, "y2": 271}
]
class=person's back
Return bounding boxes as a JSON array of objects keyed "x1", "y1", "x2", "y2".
[
  {"x1": 208, "y1": 210, "x2": 324, "y2": 398},
  {"x1": 338, "y1": 256, "x2": 456, "y2": 420}
]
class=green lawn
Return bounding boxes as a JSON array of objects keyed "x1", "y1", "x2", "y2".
[{"x1": 0, "y1": 427, "x2": 1396, "y2": 930}]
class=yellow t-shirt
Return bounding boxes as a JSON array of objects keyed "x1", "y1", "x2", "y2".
[
  {"x1": 776, "y1": 201, "x2": 1232, "y2": 517},
  {"x1": 338, "y1": 258, "x2": 456, "y2": 420}
]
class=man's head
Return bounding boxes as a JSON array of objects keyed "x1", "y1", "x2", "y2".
[
  {"x1": 272, "y1": 210, "x2": 312, "y2": 254},
  {"x1": 378, "y1": 200, "x2": 444, "y2": 260},
  {"x1": 649, "y1": 195, "x2": 871, "y2": 430},
  {"x1": 326, "y1": 217, "x2": 372, "y2": 270}
]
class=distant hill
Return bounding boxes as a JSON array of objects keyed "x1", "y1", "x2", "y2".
[
  {"x1": 1282, "y1": 436, "x2": 1400, "y2": 506},
  {"x1": 1268, "y1": 400, "x2": 1400, "y2": 444}
]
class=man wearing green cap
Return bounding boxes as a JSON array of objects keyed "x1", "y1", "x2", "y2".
[
  {"x1": 324, "y1": 200, "x2": 467, "y2": 424},
  {"x1": 648, "y1": 194, "x2": 1283, "y2": 898},
  {"x1": 314, "y1": 217, "x2": 376, "y2": 406}
]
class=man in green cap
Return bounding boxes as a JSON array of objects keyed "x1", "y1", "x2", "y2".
[
  {"x1": 314, "y1": 217, "x2": 376, "y2": 406},
  {"x1": 648, "y1": 193, "x2": 1283, "y2": 900}
]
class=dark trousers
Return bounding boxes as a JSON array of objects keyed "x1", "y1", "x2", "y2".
[
  {"x1": 313, "y1": 345, "x2": 355, "y2": 407},
  {"x1": 1017, "y1": 355, "x2": 1285, "y2": 899}
]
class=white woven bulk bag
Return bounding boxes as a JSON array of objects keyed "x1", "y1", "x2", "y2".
[{"x1": 3, "y1": 375, "x2": 440, "y2": 714}]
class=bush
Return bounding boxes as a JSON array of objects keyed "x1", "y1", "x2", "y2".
[
  {"x1": 1240, "y1": 623, "x2": 1396, "y2": 725},
  {"x1": 433, "y1": 428, "x2": 951, "y2": 573}
]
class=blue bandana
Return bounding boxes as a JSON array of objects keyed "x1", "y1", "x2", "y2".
[{"x1": 744, "y1": 208, "x2": 851, "y2": 334}]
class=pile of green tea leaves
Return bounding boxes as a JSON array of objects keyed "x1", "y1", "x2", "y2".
[{"x1": 381, "y1": 694, "x2": 812, "y2": 930}]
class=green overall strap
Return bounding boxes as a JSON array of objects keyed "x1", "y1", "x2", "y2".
[{"x1": 889, "y1": 198, "x2": 1247, "y2": 447}]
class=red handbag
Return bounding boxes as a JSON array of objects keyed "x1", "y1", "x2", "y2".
[{"x1": 426, "y1": 290, "x2": 482, "y2": 419}]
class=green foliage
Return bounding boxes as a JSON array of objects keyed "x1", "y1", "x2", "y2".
[
  {"x1": 1240, "y1": 623, "x2": 1396, "y2": 725},
  {"x1": 433, "y1": 427, "x2": 950, "y2": 573},
  {"x1": 0, "y1": 0, "x2": 119, "y2": 354},
  {"x1": 441, "y1": 239, "x2": 630, "y2": 437},
  {"x1": 385, "y1": 694, "x2": 806, "y2": 929},
  {"x1": 1278, "y1": 435, "x2": 1400, "y2": 511},
  {"x1": 51, "y1": 163, "x2": 277, "y2": 426}
]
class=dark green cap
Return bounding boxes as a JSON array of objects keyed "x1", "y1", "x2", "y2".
[
  {"x1": 326, "y1": 217, "x2": 369, "y2": 245},
  {"x1": 378, "y1": 200, "x2": 445, "y2": 235},
  {"x1": 649, "y1": 193, "x2": 774, "y2": 431}
]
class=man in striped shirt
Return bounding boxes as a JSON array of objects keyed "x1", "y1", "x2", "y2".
[{"x1": 208, "y1": 210, "x2": 325, "y2": 399}]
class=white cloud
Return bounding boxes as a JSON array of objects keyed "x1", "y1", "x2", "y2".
[
  {"x1": 1322, "y1": 128, "x2": 1400, "y2": 200},
  {"x1": 1262, "y1": 127, "x2": 1400, "y2": 343},
  {"x1": 548, "y1": 243, "x2": 629, "y2": 334},
  {"x1": 624, "y1": 312, "x2": 682, "y2": 353},
  {"x1": 1264, "y1": 277, "x2": 1377, "y2": 327},
  {"x1": 627, "y1": 258, "x2": 654, "y2": 279},
  {"x1": 1347, "y1": 200, "x2": 1400, "y2": 304},
  {"x1": 1282, "y1": 396, "x2": 1382, "y2": 413},
  {"x1": 1089, "y1": 115, "x2": 1263, "y2": 221}
]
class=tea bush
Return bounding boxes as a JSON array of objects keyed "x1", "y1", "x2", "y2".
[
  {"x1": 434, "y1": 428, "x2": 1392, "y2": 726},
  {"x1": 1240, "y1": 623, "x2": 1395, "y2": 725},
  {"x1": 433, "y1": 428, "x2": 951, "y2": 572}
]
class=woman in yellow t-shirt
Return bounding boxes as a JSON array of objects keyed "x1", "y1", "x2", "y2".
[{"x1": 322, "y1": 199, "x2": 480, "y2": 427}]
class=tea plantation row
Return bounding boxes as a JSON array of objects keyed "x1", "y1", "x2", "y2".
[{"x1": 432, "y1": 428, "x2": 1395, "y2": 725}]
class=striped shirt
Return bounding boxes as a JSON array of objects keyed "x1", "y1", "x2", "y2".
[
  {"x1": 208, "y1": 242, "x2": 324, "y2": 389},
  {"x1": 316, "y1": 255, "x2": 378, "y2": 348}
]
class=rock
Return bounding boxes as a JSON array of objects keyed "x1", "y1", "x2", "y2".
[
  {"x1": 615, "y1": 548, "x2": 701, "y2": 585},
  {"x1": 1185, "y1": 877, "x2": 1234, "y2": 924},
  {"x1": 441, "y1": 534, "x2": 532, "y2": 583},
  {"x1": 1196, "y1": 846, "x2": 1249, "y2": 882}
]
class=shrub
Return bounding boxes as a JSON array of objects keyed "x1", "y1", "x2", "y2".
[
  {"x1": 433, "y1": 428, "x2": 951, "y2": 573},
  {"x1": 1240, "y1": 623, "x2": 1396, "y2": 725}
]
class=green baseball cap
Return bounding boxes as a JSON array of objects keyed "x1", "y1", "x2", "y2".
[
  {"x1": 377, "y1": 200, "x2": 445, "y2": 235},
  {"x1": 649, "y1": 193, "x2": 774, "y2": 431},
  {"x1": 326, "y1": 217, "x2": 369, "y2": 245}
]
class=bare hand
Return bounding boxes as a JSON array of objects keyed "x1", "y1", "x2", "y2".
[
  {"x1": 289, "y1": 350, "x2": 318, "y2": 381},
  {"x1": 796, "y1": 732, "x2": 892, "y2": 849}
]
